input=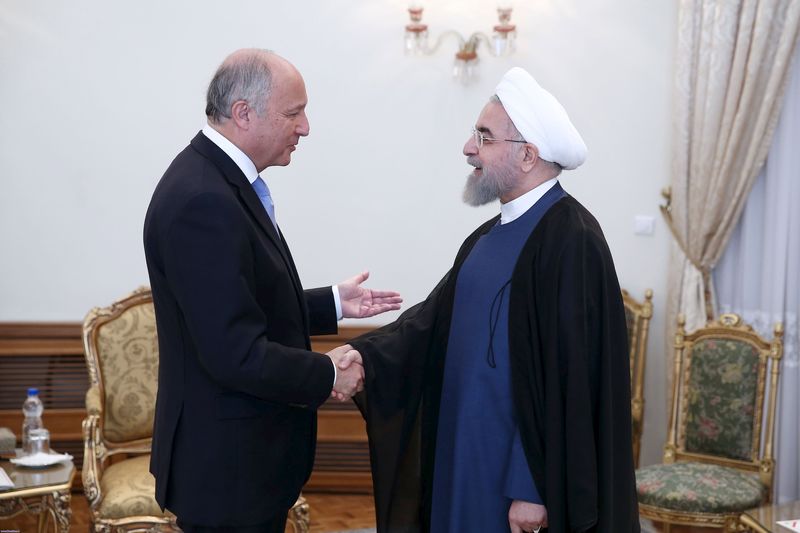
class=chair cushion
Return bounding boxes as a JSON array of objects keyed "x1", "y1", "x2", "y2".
[
  {"x1": 98, "y1": 454, "x2": 172, "y2": 519},
  {"x1": 96, "y1": 302, "x2": 160, "y2": 442},
  {"x1": 636, "y1": 462, "x2": 766, "y2": 514}
]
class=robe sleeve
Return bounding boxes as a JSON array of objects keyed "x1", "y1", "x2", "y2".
[
  {"x1": 504, "y1": 426, "x2": 543, "y2": 504},
  {"x1": 557, "y1": 217, "x2": 633, "y2": 531},
  {"x1": 349, "y1": 272, "x2": 452, "y2": 532},
  {"x1": 350, "y1": 271, "x2": 450, "y2": 415},
  {"x1": 557, "y1": 226, "x2": 602, "y2": 530}
]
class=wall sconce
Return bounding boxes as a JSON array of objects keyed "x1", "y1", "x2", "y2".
[{"x1": 404, "y1": 3, "x2": 517, "y2": 84}]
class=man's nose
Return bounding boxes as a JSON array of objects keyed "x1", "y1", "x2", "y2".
[
  {"x1": 298, "y1": 113, "x2": 310, "y2": 136},
  {"x1": 463, "y1": 135, "x2": 477, "y2": 156}
]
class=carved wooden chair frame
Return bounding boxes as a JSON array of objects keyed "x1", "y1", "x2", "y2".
[{"x1": 621, "y1": 288, "x2": 653, "y2": 468}]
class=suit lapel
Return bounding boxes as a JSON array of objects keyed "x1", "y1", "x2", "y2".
[{"x1": 189, "y1": 132, "x2": 308, "y2": 324}]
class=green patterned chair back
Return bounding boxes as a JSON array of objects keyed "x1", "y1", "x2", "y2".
[
  {"x1": 83, "y1": 287, "x2": 159, "y2": 445},
  {"x1": 665, "y1": 313, "x2": 784, "y2": 496},
  {"x1": 682, "y1": 336, "x2": 761, "y2": 461}
]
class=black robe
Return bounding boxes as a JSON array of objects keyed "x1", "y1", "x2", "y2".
[{"x1": 351, "y1": 195, "x2": 640, "y2": 533}]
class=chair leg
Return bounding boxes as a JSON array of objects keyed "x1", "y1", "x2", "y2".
[{"x1": 287, "y1": 495, "x2": 310, "y2": 533}]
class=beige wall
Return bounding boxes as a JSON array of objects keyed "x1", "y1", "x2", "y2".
[{"x1": 0, "y1": 0, "x2": 676, "y2": 466}]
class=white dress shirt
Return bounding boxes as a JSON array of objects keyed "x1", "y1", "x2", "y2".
[{"x1": 500, "y1": 177, "x2": 559, "y2": 225}]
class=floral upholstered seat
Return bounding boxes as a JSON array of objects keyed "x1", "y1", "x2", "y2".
[
  {"x1": 636, "y1": 462, "x2": 765, "y2": 513},
  {"x1": 622, "y1": 288, "x2": 653, "y2": 468},
  {"x1": 636, "y1": 314, "x2": 783, "y2": 533}
]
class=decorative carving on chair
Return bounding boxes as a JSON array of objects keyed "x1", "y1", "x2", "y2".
[{"x1": 288, "y1": 494, "x2": 311, "y2": 532}]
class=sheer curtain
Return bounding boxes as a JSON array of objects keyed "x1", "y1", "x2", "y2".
[
  {"x1": 714, "y1": 45, "x2": 800, "y2": 503},
  {"x1": 666, "y1": 0, "x2": 800, "y2": 338}
]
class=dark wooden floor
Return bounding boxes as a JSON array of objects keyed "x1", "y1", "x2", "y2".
[{"x1": 0, "y1": 492, "x2": 376, "y2": 533}]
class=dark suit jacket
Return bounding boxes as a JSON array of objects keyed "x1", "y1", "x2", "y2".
[{"x1": 144, "y1": 132, "x2": 338, "y2": 526}]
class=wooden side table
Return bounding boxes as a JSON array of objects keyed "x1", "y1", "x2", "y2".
[
  {"x1": 740, "y1": 500, "x2": 800, "y2": 532},
  {"x1": 0, "y1": 459, "x2": 75, "y2": 533}
]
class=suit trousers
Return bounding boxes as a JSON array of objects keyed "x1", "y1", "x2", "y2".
[{"x1": 176, "y1": 513, "x2": 287, "y2": 533}]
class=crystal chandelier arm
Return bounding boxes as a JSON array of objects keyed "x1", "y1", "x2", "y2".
[
  {"x1": 468, "y1": 31, "x2": 494, "y2": 55},
  {"x1": 424, "y1": 30, "x2": 466, "y2": 55},
  {"x1": 470, "y1": 32, "x2": 496, "y2": 56}
]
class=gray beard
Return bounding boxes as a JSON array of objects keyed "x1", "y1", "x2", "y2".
[
  {"x1": 462, "y1": 164, "x2": 515, "y2": 206},
  {"x1": 462, "y1": 171, "x2": 500, "y2": 206}
]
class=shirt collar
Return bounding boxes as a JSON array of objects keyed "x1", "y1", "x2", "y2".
[
  {"x1": 201, "y1": 123, "x2": 259, "y2": 184},
  {"x1": 500, "y1": 177, "x2": 559, "y2": 225}
]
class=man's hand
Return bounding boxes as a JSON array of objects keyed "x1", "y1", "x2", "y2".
[
  {"x1": 327, "y1": 345, "x2": 364, "y2": 401},
  {"x1": 509, "y1": 500, "x2": 547, "y2": 533},
  {"x1": 338, "y1": 271, "x2": 402, "y2": 318},
  {"x1": 327, "y1": 344, "x2": 362, "y2": 369}
]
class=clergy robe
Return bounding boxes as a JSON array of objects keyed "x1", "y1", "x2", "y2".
[
  {"x1": 430, "y1": 182, "x2": 562, "y2": 531},
  {"x1": 351, "y1": 190, "x2": 639, "y2": 533}
]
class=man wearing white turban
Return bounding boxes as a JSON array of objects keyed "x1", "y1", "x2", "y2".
[{"x1": 340, "y1": 67, "x2": 639, "y2": 532}]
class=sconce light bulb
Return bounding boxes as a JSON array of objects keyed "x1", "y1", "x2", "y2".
[{"x1": 408, "y1": 4, "x2": 424, "y2": 23}]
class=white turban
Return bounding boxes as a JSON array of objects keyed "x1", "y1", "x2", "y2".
[{"x1": 495, "y1": 67, "x2": 587, "y2": 170}]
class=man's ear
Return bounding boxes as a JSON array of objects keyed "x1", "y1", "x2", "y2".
[
  {"x1": 230, "y1": 100, "x2": 250, "y2": 130},
  {"x1": 519, "y1": 143, "x2": 539, "y2": 173}
]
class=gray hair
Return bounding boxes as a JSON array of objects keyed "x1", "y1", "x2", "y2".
[{"x1": 206, "y1": 50, "x2": 274, "y2": 123}]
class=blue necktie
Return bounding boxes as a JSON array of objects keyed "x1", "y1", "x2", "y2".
[{"x1": 252, "y1": 176, "x2": 278, "y2": 232}]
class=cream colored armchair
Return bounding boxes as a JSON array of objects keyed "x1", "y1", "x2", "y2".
[
  {"x1": 82, "y1": 287, "x2": 178, "y2": 532},
  {"x1": 82, "y1": 287, "x2": 310, "y2": 532}
]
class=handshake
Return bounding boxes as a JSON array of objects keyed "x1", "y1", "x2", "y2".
[{"x1": 327, "y1": 344, "x2": 364, "y2": 401}]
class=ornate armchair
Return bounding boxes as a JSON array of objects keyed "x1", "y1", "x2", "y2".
[
  {"x1": 82, "y1": 287, "x2": 178, "y2": 532},
  {"x1": 636, "y1": 314, "x2": 783, "y2": 532},
  {"x1": 622, "y1": 288, "x2": 653, "y2": 468},
  {"x1": 82, "y1": 287, "x2": 310, "y2": 532}
]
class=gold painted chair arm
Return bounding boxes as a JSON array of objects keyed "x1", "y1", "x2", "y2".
[
  {"x1": 82, "y1": 413, "x2": 105, "y2": 510},
  {"x1": 85, "y1": 385, "x2": 102, "y2": 416}
]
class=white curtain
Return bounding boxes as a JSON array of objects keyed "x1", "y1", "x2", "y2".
[
  {"x1": 666, "y1": 0, "x2": 800, "y2": 338},
  {"x1": 714, "y1": 45, "x2": 800, "y2": 503}
]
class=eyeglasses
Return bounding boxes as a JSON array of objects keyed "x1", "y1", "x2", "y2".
[{"x1": 472, "y1": 128, "x2": 527, "y2": 149}]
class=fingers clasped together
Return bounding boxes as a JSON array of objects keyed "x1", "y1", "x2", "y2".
[{"x1": 327, "y1": 344, "x2": 363, "y2": 402}]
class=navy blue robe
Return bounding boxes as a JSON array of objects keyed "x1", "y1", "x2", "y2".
[{"x1": 431, "y1": 183, "x2": 566, "y2": 532}]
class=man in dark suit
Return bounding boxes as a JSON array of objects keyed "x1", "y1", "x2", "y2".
[{"x1": 143, "y1": 49, "x2": 401, "y2": 532}]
